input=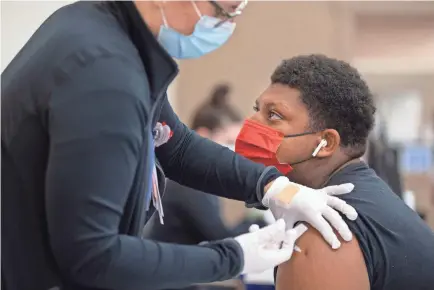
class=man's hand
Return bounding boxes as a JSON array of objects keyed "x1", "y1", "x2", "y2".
[
  {"x1": 234, "y1": 219, "x2": 306, "y2": 274},
  {"x1": 262, "y1": 177, "x2": 357, "y2": 249}
]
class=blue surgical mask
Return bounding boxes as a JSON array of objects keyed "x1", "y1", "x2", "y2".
[{"x1": 157, "y1": 2, "x2": 236, "y2": 59}]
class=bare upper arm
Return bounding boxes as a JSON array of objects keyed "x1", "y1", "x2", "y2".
[{"x1": 275, "y1": 225, "x2": 370, "y2": 290}]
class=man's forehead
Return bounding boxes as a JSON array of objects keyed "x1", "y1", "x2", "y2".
[{"x1": 257, "y1": 85, "x2": 301, "y2": 105}]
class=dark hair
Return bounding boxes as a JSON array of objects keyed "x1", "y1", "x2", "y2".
[
  {"x1": 271, "y1": 54, "x2": 376, "y2": 157},
  {"x1": 190, "y1": 83, "x2": 242, "y2": 131}
]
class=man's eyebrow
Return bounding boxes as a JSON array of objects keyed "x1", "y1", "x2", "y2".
[
  {"x1": 276, "y1": 100, "x2": 292, "y2": 111},
  {"x1": 255, "y1": 99, "x2": 259, "y2": 107}
]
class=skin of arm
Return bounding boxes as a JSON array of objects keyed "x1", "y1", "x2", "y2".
[{"x1": 275, "y1": 225, "x2": 370, "y2": 290}]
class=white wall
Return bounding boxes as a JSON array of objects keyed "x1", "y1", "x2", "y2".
[
  {"x1": 0, "y1": 0, "x2": 178, "y2": 109},
  {"x1": 1, "y1": 1, "x2": 73, "y2": 71}
]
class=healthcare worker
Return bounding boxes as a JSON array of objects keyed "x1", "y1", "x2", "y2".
[{"x1": 1, "y1": 1, "x2": 356, "y2": 290}]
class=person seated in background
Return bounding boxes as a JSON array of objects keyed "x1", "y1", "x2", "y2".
[
  {"x1": 235, "y1": 54, "x2": 434, "y2": 290},
  {"x1": 144, "y1": 84, "x2": 267, "y2": 247}
]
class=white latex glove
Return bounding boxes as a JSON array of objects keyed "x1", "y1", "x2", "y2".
[
  {"x1": 249, "y1": 223, "x2": 306, "y2": 253},
  {"x1": 262, "y1": 176, "x2": 358, "y2": 249},
  {"x1": 234, "y1": 219, "x2": 306, "y2": 274}
]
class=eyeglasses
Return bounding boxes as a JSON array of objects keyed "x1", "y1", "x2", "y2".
[{"x1": 209, "y1": 0, "x2": 248, "y2": 27}]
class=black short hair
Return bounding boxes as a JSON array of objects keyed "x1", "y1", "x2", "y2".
[{"x1": 271, "y1": 54, "x2": 376, "y2": 157}]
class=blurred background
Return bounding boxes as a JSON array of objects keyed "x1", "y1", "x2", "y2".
[{"x1": 2, "y1": 0, "x2": 434, "y2": 288}]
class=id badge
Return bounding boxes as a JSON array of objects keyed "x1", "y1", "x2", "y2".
[{"x1": 151, "y1": 165, "x2": 164, "y2": 225}]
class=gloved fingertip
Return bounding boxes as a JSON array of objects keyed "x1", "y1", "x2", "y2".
[
  {"x1": 346, "y1": 183, "x2": 355, "y2": 191},
  {"x1": 332, "y1": 239, "x2": 341, "y2": 249},
  {"x1": 342, "y1": 230, "x2": 353, "y2": 242},
  {"x1": 346, "y1": 209, "x2": 358, "y2": 220},
  {"x1": 340, "y1": 183, "x2": 354, "y2": 193},
  {"x1": 249, "y1": 224, "x2": 260, "y2": 233}
]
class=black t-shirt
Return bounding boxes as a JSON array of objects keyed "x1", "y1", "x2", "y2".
[{"x1": 276, "y1": 161, "x2": 434, "y2": 289}]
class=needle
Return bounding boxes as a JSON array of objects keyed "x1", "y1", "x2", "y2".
[{"x1": 294, "y1": 245, "x2": 302, "y2": 253}]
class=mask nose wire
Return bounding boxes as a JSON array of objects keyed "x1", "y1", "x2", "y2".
[{"x1": 191, "y1": 1, "x2": 203, "y2": 18}]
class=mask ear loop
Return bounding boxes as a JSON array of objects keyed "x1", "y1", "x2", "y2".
[
  {"x1": 159, "y1": 6, "x2": 169, "y2": 27},
  {"x1": 279, "y1": 139, "x2": 327, "y2": 166},
  {"x1": 191, "y1": 1, "x2": 203, "y2": 18},
  {"x1": 276, "y1": 131, "x2": 318, "y2": 165},
  {"x1": 312, "y1": 139, "x2": 328, "y2": 157}
]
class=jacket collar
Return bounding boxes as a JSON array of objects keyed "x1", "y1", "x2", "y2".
[{"x1": 106, "y1": 1, "x2": 178, "y2": 96}]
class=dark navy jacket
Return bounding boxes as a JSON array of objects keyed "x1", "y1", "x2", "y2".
[
  {"x1": 144, "y1": 180, "x2": 268, "y2": 245},
  {"x1": 1, "y1": 2, "x2": 280, "y2": 290}
]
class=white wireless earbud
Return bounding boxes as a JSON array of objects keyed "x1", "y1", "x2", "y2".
[{"x1": 312, "y1": 139, "x2": 327, "y2": 157}]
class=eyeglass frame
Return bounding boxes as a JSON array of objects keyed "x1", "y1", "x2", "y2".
[{"x1": 209, "y1": 0, "x2": 248, "y2": 27}]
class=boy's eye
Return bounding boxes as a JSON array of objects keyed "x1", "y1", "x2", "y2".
[
  {"x1": 253, "y1": 105, "x2": 283, "y2": 121},
  {"x1": 269, "y1": 111, "x2": 283, "y2": 121}
]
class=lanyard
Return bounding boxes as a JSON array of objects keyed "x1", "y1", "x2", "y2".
[{"x1": 145, "y1": 122, "x2": 172, "y2": 224}]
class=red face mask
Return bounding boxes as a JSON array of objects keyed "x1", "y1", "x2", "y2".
[
  {"x1": 235, "y1": 119, "x2": 293, "y2": 174},
  {"x1": 235, "y1": 119, "x2": 318, "y2": 175}
]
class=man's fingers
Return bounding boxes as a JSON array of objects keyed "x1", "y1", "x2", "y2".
[
  {"x1": 310, "y1": 215, "x2": 341, "y2": 249},
  {"x1": 323, "y1": 183, "x2": 354, "y2": 196},
  {"x1": 322, "y1": 207, "x2": 352, "y2": 242},
  {"x1": 249, "y1": 224, "x2": 260, "y2": 233},
  {"x1": 327, "y1": 196, "x2": 358, "y2": 220}
]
